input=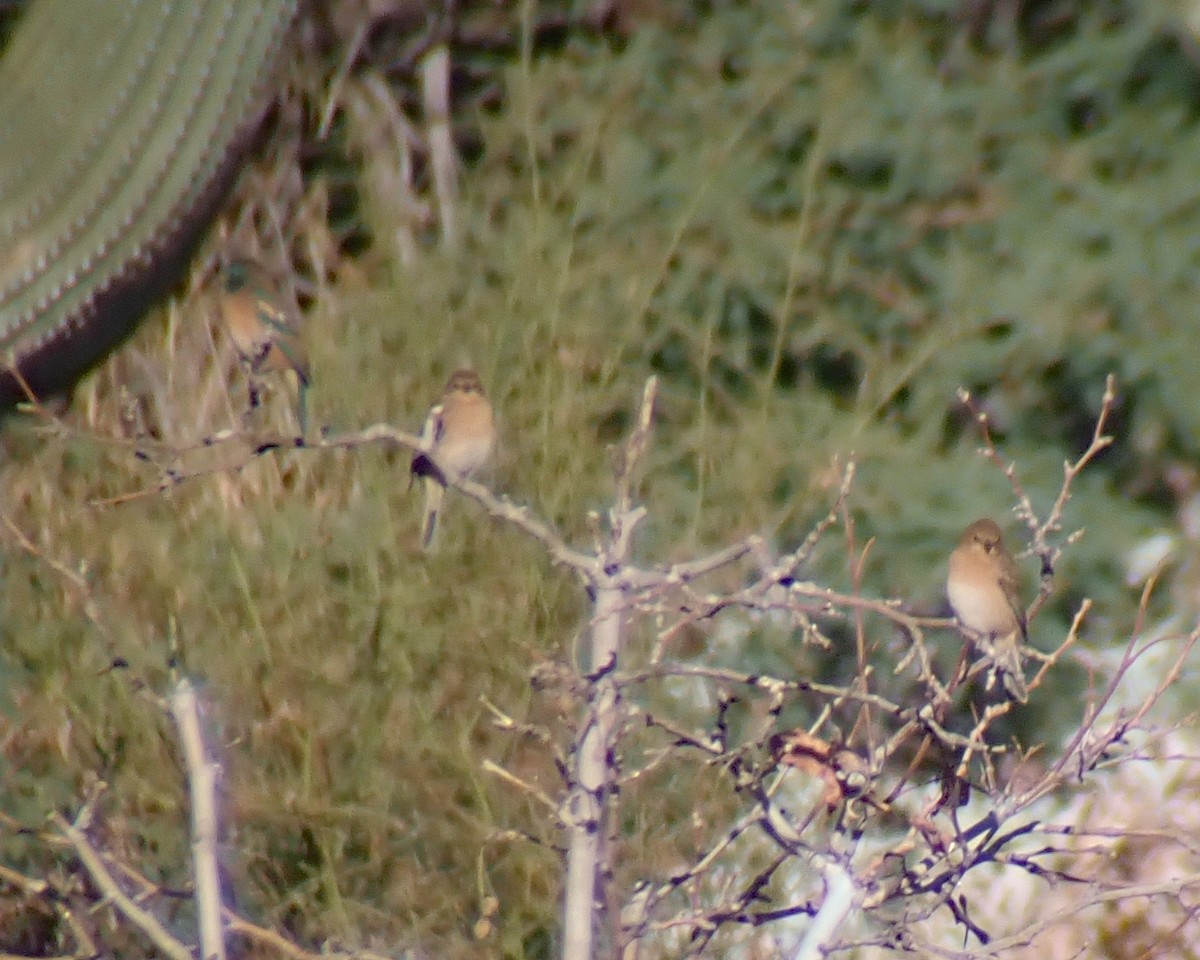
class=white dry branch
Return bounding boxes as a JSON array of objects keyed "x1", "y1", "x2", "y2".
[
  {"x1": 791, "y1": 857, "x2": 854, "y2": 960},
  {"x1": 562, "y1": 376, "x2": 658, "y2": 960},
  {"x1": 169, "y1": 677, "x2": 227, "y2": 960}
]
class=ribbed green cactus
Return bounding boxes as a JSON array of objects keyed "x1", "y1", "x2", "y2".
[{"x1": 0, "y1": 0, "x2": 298, "y2": 408}]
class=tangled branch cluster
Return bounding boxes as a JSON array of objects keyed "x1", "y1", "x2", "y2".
[{"x1": 3, "y1": 373, "x2": 1198, "y2": 960}]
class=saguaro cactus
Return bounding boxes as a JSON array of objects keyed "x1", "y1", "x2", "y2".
[{"x1": 0, "y1": 0, "x2": 298, "y2": 408}]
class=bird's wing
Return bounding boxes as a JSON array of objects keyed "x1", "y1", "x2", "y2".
[
  {"x1": 272, "y1": 335, "x2": 310, "y2": 384},
  {"x1": 424, "y1": 402, "x2": 446, "y2": 446},
  {"x1": 999, "y1": 558, "x2": 1028, "y2": 640},
  {"x1": 410, "y1": 402, "x2": 446, "y2": 485},
  {"x1": 254, "y1": 297, "x2": 299, "y2": 337},
  {"x1": 254, "y1": 297, "x2": 309, "y2": 382}
]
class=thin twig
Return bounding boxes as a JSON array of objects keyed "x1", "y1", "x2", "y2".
[{"x1": 53, "y1": 813, "x2": 193, "y2": 960}]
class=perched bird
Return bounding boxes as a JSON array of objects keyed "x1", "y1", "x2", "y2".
[
  {"x1": 219, "y1": 260, "x2": 310, "y2": 436},
  {"x1": 946, "y1": 518, "x2": 1029, "y2": 703},
  {"x1": 410, "y1": 369, "x2": 496, "y2": 551}
]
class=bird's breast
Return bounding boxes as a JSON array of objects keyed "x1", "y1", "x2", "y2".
[
  {"x1": 947, "y1": 574, "x2": 1016, "y2": 637},
  {"x1": 439, "y1": 432, "x2": 495, "y2": 476}
]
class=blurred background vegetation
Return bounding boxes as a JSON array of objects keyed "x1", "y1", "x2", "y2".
[{"x1": 4, "y1": 0, "x2": 1200, "y2": 956}]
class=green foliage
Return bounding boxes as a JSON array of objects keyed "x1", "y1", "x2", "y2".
[{"x1": 5, "y1": 0, "x2": 1200, "y2": 955}]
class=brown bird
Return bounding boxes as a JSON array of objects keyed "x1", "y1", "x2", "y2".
[
  {"x1": 946, "y1": 518, "x2": 1029, "y2": 703},
  {"x1": 219, "y1": 260, "x2": 310, "y2": 436},
  {"x1": 410, "y1": 369, "x2": 496, "y2": 551}
]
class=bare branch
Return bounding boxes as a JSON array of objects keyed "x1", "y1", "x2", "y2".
[
  {"x1": 791, "y1": 858, "x2": 855, "y2": 960},
  {"x1": 53, "y1": 812, "x2": 194, "y2": 960},
  {"x1": 168, "y1": 679, "x2": 226, "y2": 960}
]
